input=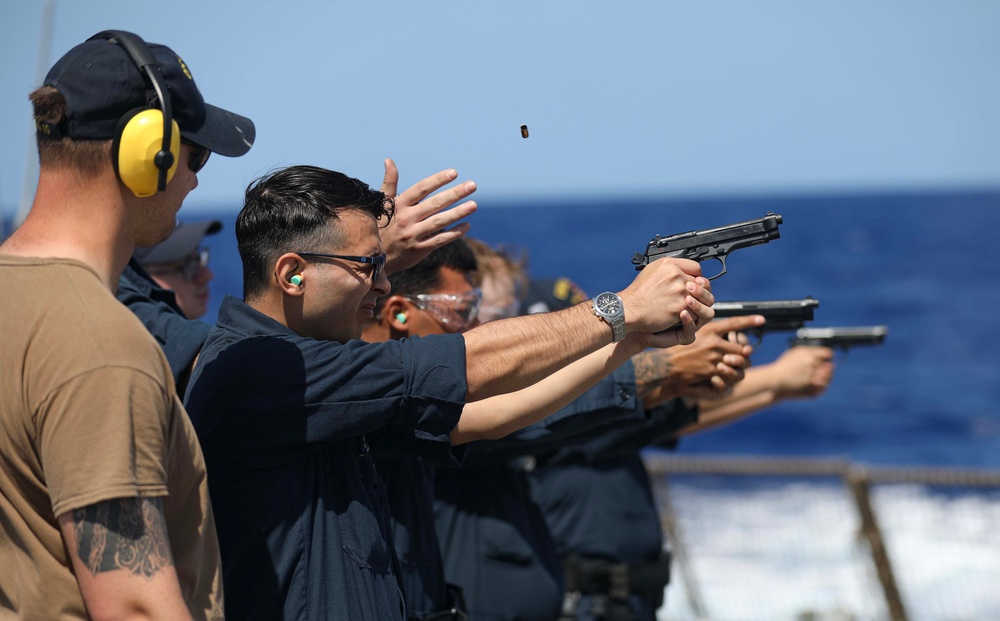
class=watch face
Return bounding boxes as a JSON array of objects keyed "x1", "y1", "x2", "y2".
[{"x1": 595, "y1": 292, "x2": 623, "y2": 318}]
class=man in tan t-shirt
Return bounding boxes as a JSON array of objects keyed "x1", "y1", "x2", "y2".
[{"x1": 0, "y1": 30, "x2": 253, "y2": 620}]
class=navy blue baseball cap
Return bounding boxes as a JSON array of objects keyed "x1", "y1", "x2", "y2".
[
  {"x1": 134, "y1": 219, "x2": 222, "y2": 265},
  {"x1": 42, "y1": 31, "x2": 255, "y2": 157}
]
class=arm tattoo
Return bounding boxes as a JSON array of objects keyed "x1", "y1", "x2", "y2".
[
  {"x1": 632, "y1": 349, "x2": 674, "y2": 398},
  {"x1": 71, "y1": 497, "x2": 173, "y2": 579}
]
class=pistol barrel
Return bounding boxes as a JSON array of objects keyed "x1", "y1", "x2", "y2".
[{"x1": 792, "y1": 325, "x2": 888, "y2": 348}]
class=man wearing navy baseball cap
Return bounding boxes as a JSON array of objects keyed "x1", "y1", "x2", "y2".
[
  {"x1": 0, "y1": 30, "x2": 253, "y2": 620},
  {"x1": 135, "y1": 219, "x2": 223, "y2": 321},
  {"x1": 40, "y1": 31, "x2": 254, "y2": 158}
]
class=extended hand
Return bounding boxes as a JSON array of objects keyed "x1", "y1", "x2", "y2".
[
  {"x1": 619, "y1": 258, "x2": 715, "y2": 343},
  {"x1": 379, "y1": 158, "x2": 478, "y2": 274},
  {"x1": 667, "y1": 315, "x2": 759, "y2": 399},
  {"x1": 772, "y1": 345, "x2": 836, "y2": 400}
]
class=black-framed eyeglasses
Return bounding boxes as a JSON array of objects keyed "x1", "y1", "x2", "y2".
[
  {"x1": 182, "y1": 140, "x2": 211, "y2": 173},
  {"x1": 147, "y1": 248, "x2": 210, "y2": 282},
  {"x1": 298, "y1": 251, "x2": 387, "y2": 282}
]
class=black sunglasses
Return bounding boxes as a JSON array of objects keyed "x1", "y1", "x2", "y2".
[
  {"x1": 298, "y1": 252, "x2": 387, "y2": 282},
  {"x1": 182, "y1": 140, "x2": 211, "y2": 173}
]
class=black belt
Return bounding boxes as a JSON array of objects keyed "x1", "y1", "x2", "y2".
[
  {"x1": 562, "y1": 553, "x2": 672, "y2": 603},
  {"x1": 560, "y1": 553, "x2": 672, "y2": 621}
]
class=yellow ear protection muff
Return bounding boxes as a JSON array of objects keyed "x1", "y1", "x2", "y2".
[{"x1": 91, "y1": 30, "x2": 179, "y2": 197}]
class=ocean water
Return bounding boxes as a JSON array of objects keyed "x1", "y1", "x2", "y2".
[
  {"x1": 658, "y1": 478, "x2": 1000, "y2": 621},
  {"x1": 198, "y1": 189, "x2": 1000, "y2": 470}
]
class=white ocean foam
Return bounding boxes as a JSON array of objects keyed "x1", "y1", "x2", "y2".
[{"x1": 657, "y1": 481, "x2": 1000, "y2": 621}]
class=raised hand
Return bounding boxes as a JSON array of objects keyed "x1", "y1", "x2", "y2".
[{"x1": 379, "y1": 158, "x2": 478, "y2": 274}]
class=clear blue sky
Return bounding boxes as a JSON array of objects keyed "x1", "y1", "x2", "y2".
[{"x1": 2, "y1": 0, "x2": 999, "y2": 217}]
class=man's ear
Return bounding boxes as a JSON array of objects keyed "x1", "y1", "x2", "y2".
[
  {"x1": 384, "y1": 296, "x2": 410, "y2": 333},
  {"x1": 276, "y1": 253, "x2": 306, "y2": 296}
]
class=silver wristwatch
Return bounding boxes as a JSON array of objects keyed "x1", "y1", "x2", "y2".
[{"x1": 592, "y1": 291, "x2": 625, "y2": 343}]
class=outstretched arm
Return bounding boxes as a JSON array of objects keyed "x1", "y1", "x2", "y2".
[
  {"x1": 462, "y1": 259, "x2": 716, "y2": 400},
  {"x1": 634, "y1": 315, "x2": 762, "y2": 409},
  {"x1": 681, "y1": 345, "x2": 836, "y2": 435},
  {"x1": 379, "y1": 158, "x2": 478, "y2": 274},
  {"x1": 58, "y1": 497, "x2": 193, "y2": 621},
  {"x1": 452, "y1": 330, "x2": 680, "y2": 444}
]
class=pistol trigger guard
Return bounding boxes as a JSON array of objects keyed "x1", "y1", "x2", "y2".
[{"x1": 706, "y1": 256, "x2": 728, "y2": 281}]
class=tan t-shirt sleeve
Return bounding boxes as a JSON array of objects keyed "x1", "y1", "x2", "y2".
[{"x1": 37, "y1": 365, "x2": 172, "y2": 518}]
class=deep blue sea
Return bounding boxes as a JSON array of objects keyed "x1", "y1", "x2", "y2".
[{"x1": 190, "y1": 189, "x2": 1000, "y2": 470}]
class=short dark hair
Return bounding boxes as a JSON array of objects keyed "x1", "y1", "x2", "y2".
[
  {"x1": 237, "y1": 165, "x2": 395, "y2": 301},
  {"x1": 375, "y1": 239, "x2": 478, "y2": 316},
  {"x1": 30, "y1": 86, "x2": 112, "y2": 173}
]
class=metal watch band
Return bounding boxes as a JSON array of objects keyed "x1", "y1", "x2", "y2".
[
  {"x1": 593, "y1": 292, "x2": 626, "y2": 344},
  {"x1": 609, "y1": 318, "x2": 626, "y2": 343}
]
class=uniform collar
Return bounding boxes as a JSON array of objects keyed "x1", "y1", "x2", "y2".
[{"x1": 216, "y1": 294, "x2": 299, "y2": 340}]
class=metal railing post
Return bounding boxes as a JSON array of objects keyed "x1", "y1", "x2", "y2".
[{"x1": 844, "y1": 467, "x2": 908, "y2": 621}]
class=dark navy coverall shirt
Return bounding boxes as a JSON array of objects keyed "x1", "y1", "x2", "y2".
[
  {"x1": 372, "y1": 367, "x2": 638, "y2": 621},
  {"x1": 433, "y1": 363, "x2": 648, "y2": 621},
  {"x1": 374, "y1": 455, "x2": 460, "y2": 619},
  {"x1": 529, "y1": 401, "x2": 698, "y2": 621},
  {"x1": 117, "y1": 258, "x2": 209, "y2": 387},
  {"x1": 184, "y1": 295, "x2": 468, "y2": 621}
]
